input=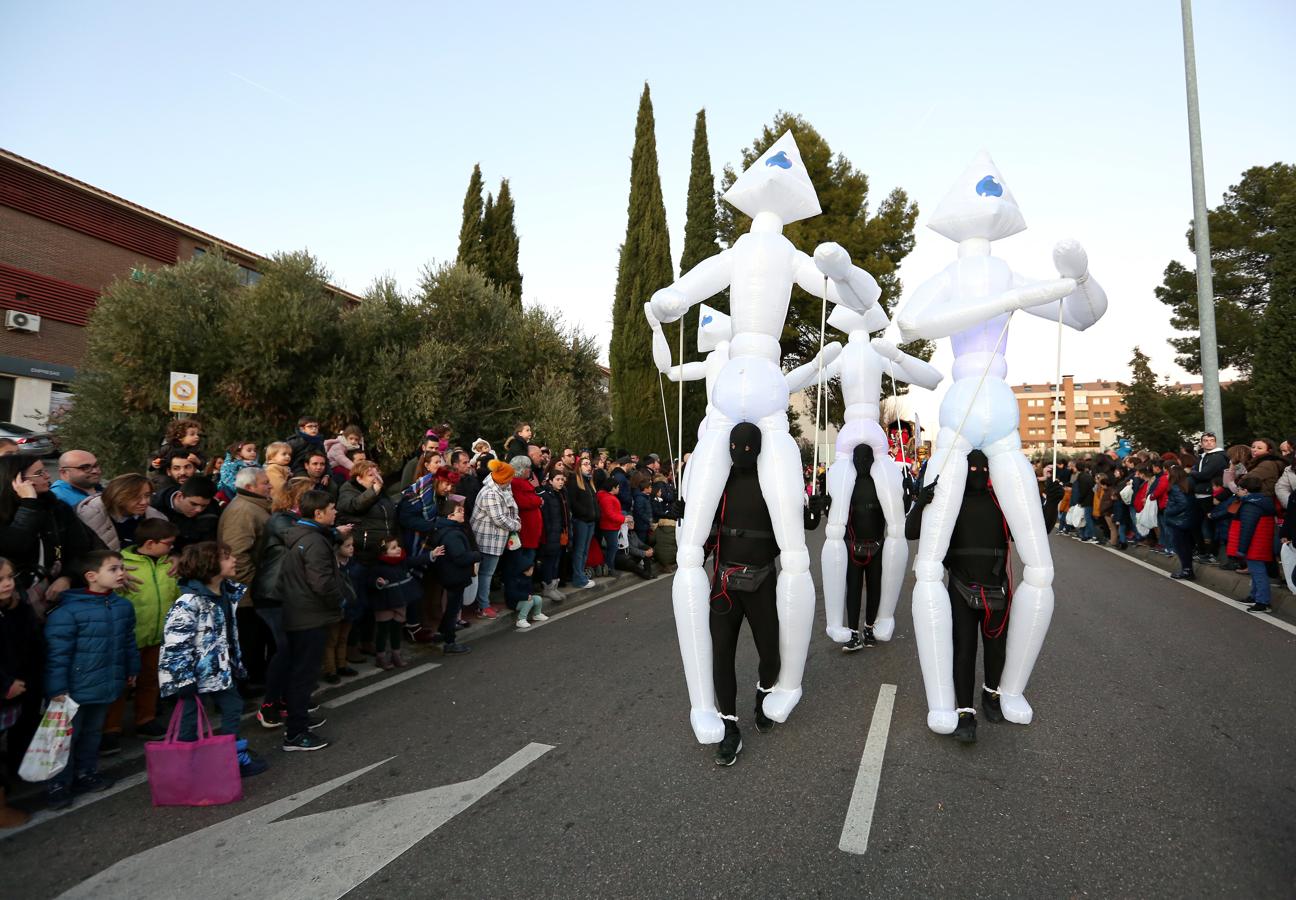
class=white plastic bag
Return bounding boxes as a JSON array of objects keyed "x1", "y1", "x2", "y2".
[
  {"x1": 1136, "y1": 498, "x2": 1160, "y2": 537},
  {"x1": 617, "y1": 522, "x2": 630, "y2": 550},
  {"x1": 1066, "y1": 504, "x2": 1084, "y2": 528},
  {"x1": 1281, "y1": 542, "x2": 1296, "y2": 594},
  {"x1": 1119, "y1": 481, "x2": 1134, "y2": 504},
  {"x1": 19, "y1": 696, "x2": 80, "y2": 782}
]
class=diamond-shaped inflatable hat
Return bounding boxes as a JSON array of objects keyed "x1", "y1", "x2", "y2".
[
  {"x1": 927, "y1": 151, "x2": 1026, "y2": 243},
  {"x1": 828, "y1": 302, "x2": 889, "y2": 336},
  {"x1": 722, "y1": 131, "x2": 822, "y2": 224},
  {"x1": 696, "y1": 304, "x2": 731, "y2": 353}
]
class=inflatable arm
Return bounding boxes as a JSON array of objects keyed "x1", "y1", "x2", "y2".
[
  {"x1": 792, "y1": 244, "x2": 885, "y2": 324},
  {"x1": 869, "y1": 338, "x2": 944, "y2": 391},
  {"x1": 896, "y1": 268, "x2": 1076, "y2": 342},
  {"x1": 1020, "y1": 240, "x2": 1108, "y2": 332},
  {"x1": 645, "y1": 302, "x2": 709, "y2": 382},
  {"x1": 785, "y1": 341, "x2": 843, "y2": 392},
  {"x1": 649, "y1": 251, "x2": 735, "y2": 324}
]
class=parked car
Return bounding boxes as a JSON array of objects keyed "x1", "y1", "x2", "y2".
[{"x1": 0, "y1": 422, "x2": 57, "y2": 457}]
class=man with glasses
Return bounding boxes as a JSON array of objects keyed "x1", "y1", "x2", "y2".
[{"x1": 51, "y1": 450, "x2": 103, "y2": 508}]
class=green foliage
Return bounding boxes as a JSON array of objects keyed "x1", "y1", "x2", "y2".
[
  {"x1": 456, "y1": 164, "x2": 487, "y2": 272},
  {"x1": 1244, "y1": 188, "x2": 1296, "y2": 438},
  {"x1": 608, "y1": 83, "x2": 675, "y2": 456},
  {"x1": 1155, "y1": 162, "x2": 1296, "y2": 374},
  {"x1": 482, "y1": 178, "x2": 523, "y2": 304},
  {"x1": 1112, "y1": 347, "x2": 1202, "y2": 451},
  {"x1": 60, "y1": 253, "x2": 607, "y2": 477}
]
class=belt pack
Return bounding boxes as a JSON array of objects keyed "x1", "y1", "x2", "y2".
[
  {"x1": 851, "y1": 539, "x2": 882, "y2": 559},
  {"x1": 719, "y1": 561, "x2": 775, "y2": 593},
  {"x1": 950, "y1": 574, "x2": 1008, "y2": 612}
]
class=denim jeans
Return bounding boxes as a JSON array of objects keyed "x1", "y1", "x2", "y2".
[
  {"x1": 178, "y1": 686, "x2": 243, "y2": 741},
  {"x1": 52, "y1": 701, "x2": 111, "y2": 787},
  {"x1": 1169, "y1": 524, "x2": 1195, "y2": 574},
  {"x1": 475, "y1": 553, "x2": 502, "y2": 610},
  {"x1": 570, "y1": 519, "x2": 595, "y2": 586},
  {"x1": 599, "y1": 529, "x2": 620, "y2": 573},
  {"x1": 1081, "y1": 506, "x2": 1097, "y2": 541},
  {"x1": 503, "y1": 547, "x2": 537, "y2": 608},
  {"x1": 257, "y1": 607, "x2": 290, "y2": 705},
  {"x1": 1247, "y1": 559, "x2": 1272, "y2": 605}
]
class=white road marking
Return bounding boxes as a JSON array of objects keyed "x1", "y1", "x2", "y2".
[
  {"x1": 322, "y1": 662, "x2": 441, "y2": 708},
  {"x1": 839, "y1": 683, "x2": 897, "y2": 856},
  {"x1": 56, "y1": 743, "x2": 554, "y2": 900},
  {"x1": 1097, "y1": 544, "x2": 1296, "y2": 637},
  {"x1": 512, "y1": 577, "x2": 660, "y2": 633},
  {"x1": 1, "y1": 771, "x2": 150, "y2": 841}
]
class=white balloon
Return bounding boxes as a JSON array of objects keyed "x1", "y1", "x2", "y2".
[{"x1": 894, "y1": 152, "x2": 1108, "y2": 733}]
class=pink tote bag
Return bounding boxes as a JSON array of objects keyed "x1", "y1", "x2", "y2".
[{"x1": 145, "y1": 700, "x2": 243, "y2": 807}]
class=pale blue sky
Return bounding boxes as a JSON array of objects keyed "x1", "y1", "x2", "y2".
[{"x1": 3, "y1": 1, "x2": 1293, "y2": 410}]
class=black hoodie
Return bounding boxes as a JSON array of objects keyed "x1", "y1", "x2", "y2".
[{"x1": 712, "y1": 423, "x2": 778, "y2": 568}]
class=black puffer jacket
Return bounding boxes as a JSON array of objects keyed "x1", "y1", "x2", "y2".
[
  {"x1": 337, "y1": 479, "x2": 398, "y2": 564},
  {"x1": 250, "y1": 511, "x2": 298, "y2": 609},
  {"x1": 0, "y1": 494, "x2": 94, "y2": 585},
  {"x1": 537, "y1": 484, "x2": 570, "y2": 553},
  {"x1": 277, "y1": 522, "x2": 343, "y2": 631},
  {"x1": 567, "y1": 476, "x2": 597, "y2": 523}
]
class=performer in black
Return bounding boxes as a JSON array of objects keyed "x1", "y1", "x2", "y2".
[
  {"x1": 842, "y1": 444, "x2": 886, "y2": 652},
  {"x1": 708, "y1": 423, "x2": 780, "y2": 767},
  {"x1": 907, "y1": 450, "x2": 1010, "y2": 744}
]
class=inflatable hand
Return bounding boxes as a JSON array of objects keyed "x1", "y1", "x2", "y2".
[
  {"x1": 643, "y1": 301, "x2": 662, "y2": 330},
  {"x1": 869, "y1": 337, "x2": 903, "y2": 362},
  {"x1": 813, "y1": 242, "x2": 852, "y2": 280},
  {"x1": 1053, "y1": 239, "x2": 1088, "y2": 280},
  {"x1": 650, "y1": 287, "x2": 689, "y2": 324}
]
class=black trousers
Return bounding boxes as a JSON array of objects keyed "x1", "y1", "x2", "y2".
[
  {"x1": 236, "y1": 606, "x2": 273, "y2": 684},
  {"x1": 845, "y1": 545, "x2": 884, "y2": 631},
  {"x1": 710, "y1": 573, "x2": 780, "y2": 718},
  {"x1": 950, "y1": 584, "x2": 1008, "y2": 709},
  {"x1": 286, "y1": 626, "x2": 328, "y2": 738},
  {"x1": 1193, "y1": 497, "x2": 1215, "y2": 554},
  {"x1": 439, "y1": 586, "x2": 465, "y2": 644}
]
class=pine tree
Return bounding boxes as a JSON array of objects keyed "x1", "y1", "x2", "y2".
[
  {"x1": 1244, "y1": 188, "x2": 1296, "y2": 438},
  {"x1": 456, "y1": 164, "x2": 487, "y2": 272},
  {"x1": 483, "y1": 178, "x2": 523, "y2": 305},
  {"x1": 1112, "y1": 347, "x2": 1199, "y2": 451},
  {"x1": 609, "y1": 83, "x2": 674, "y2": 456}
]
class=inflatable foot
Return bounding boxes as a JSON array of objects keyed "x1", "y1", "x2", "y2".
[
  {"x1": 871, "y1": 617, "x2": 895, "y2": 642},
  {"x1": 927, "y1": 708, "x2": 958, "y2": 734},
  {"x1": 826, "y1": 625, "x2": 853, "y2": 643},
  {"x1": 690, "y1": 708, "x2": 725, "y2": 744},
  {"x1": 998, "y1": 692, "x2": 1034, "y2": 725},
  {"x1": 761, "y1": 687, "x2": 802, "y2": 723}
]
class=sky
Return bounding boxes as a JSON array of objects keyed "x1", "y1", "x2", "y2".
[{"x1": 3, "y1": 1, "x2": 1294, "y2": 429}]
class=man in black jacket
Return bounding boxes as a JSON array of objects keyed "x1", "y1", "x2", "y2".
[
  {"x1": 450, "y1": 450, "x2": 483, "y2": 523},
  {"x1": 1188, "y1": 431, "x2": 1227, "y2": 560},
  {"x1": 277, "y1": 490, "x2": 342, "y2": 752},
  {"x1": 1071, "y1": 461, "x2": 1096, "y2": 542}
]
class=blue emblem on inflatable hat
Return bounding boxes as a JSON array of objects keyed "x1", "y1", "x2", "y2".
[
  {"x1": 927, "y1": 150, "x2": 1026, "y2": 243},
  {"x1": 722, "y1": 131, "x2": 822, "y2": 224},
  {"x1": 696, "y1": 303, "x2": 731, "y2": 354}
]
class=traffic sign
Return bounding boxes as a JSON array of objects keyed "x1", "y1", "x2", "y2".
[{"x1": 169, "y1": 372, "x2": 198, "y2": 414}]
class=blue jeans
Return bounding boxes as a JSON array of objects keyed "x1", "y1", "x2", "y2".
[
  {"x1": 599, "y1": 529, "x2": 620, "y2": 572},
  {"x1": 256, "y1": 607, "x2": 290, "y2": 705},
  {"x1": 503, "y1": 547, "x2": 537, "y2": 608},
  {"x1": 178, "y1": 686, "x2": 243, "y2": 741},
  {"x1": 570, "y1": 519, "x2": 595, "y2": 586},
  {"x1": 1247, "y1": 559, "x2": 1272, "y2": 605},
  {"x1": 474, "y1": 553, "x2": 502, "y2": 610},
  {"x1": 1081, "y1": 506, "x2": 1097, "y2": 541},
  {"x1": 52, "y1": 701, "x2": 111, "y2": 787}
]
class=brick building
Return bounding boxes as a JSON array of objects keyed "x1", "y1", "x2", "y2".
[
  {"x1": 1013, "y1": 375, "x2": 1126, "y2": 453},
  {"x1": 0, "y1": 148, "x2": 358, "y2": 429}
]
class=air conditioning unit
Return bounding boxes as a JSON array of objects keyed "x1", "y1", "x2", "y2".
[{"x1": 5, "y1": 310, "x2": 41, "y2": 333}]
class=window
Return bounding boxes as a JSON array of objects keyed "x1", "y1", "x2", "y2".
[
  {"x1": 238, "y1": 265, "x2": 262, "y2": 286},
  {"x1": 193, "y1": 247, "x2": 206, "y2": 258}
]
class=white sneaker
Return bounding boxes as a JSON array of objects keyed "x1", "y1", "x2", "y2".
[
  {"x1": 578, "y1": 581, "x2": 598, "y2": 590},
  {"x1": 515, "y1": 619, "x2": 531, "y2": 630},
  {"x1": 531, "y1": 612, "x2": 550, "y2": 622}
]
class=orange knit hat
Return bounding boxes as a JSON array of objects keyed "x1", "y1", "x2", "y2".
[{"x1": 489, "y1": 459, "x2": 515, "y2": 484}]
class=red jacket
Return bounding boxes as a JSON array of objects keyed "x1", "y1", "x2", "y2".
[
  {"x1": 597, "y1": 490, "x2": 626, "y2": 531},
  {"x1": 1150, "y1": 474, "x2": 1170, "y2": 510},
  {"x1": 511, "y1": 478, "x2": 544, "y2": 549}
]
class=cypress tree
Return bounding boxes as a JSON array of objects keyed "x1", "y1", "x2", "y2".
[
  {"x1": 456, "y1": 164, "x2": 487, "y2": 272},
  {"x1": 1245, "y1": 188, "x2": 1296, "y2": 438},
  {"x1": 671, "y1": 108, "x2": 722, "y2": 450},
  {"x1": 609, "y1": 83, "x2": 674, "y2": 456},
  {"x1": 483, "y1": 178, "x2": 523, "y2": 305}
]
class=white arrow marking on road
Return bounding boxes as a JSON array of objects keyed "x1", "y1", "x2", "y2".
[
  {"x1": 58, "y1": 742, "x2": 554, "y2": 900},
  {"x1": 839, "y1": 683, "x2": 897, "y2": 856}
]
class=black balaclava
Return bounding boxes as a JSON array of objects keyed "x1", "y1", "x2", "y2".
[
  {"x1": 966, "y1": 450, "x2": 990, "y2": 493},
  {"x1": 729, "y1": 423, "x2": 761, "y2": 471},
  {"x1": 852, "y1": 443, "x2": 874, "y2": 472}
]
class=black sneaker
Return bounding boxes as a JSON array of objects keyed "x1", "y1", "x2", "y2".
[
  {"x1": 1247, "y1": 603, "x2": 1272, "y2": 613},
  {"x1": 307, "y1": 716, "x2": 328, "y2": 731},
  {"x1": 283, "y1": 732, "x2": 330, "y2": 752},
  {"x1": 863, "y1": 626, "x2": 876, "y2": 648},
  {"x1": 1170, "y1": 571, "x2": 1195, "y2": 581},
  {"x1": 322, "y1": 672, "x2": 342, "y2": 685},
  {"x1": 981, "y1": 689, "x2": 1004, "y2": 723},
  {"x1": 442, "y1": 642, "x2": 472, "y2": 655},
  {"x1": 257, "y1": 703, "x2": 283, "y2": 729},
  {"x1": 842, "y1": 631, "x2": 864, "y2": 653},
  {"x1": 72, "y1": 772, "x2": 115, "y2": 794},
  {"x1": 754, "y1": 690, "x2": 774, "y2": 734},
  {"x1": 337, "y1": 666, "x2": 360, "y2": 677},
  {"x1": 953, "y1": 711, "x2": 977, "y2": 743},
  {"x1": 714, "y1": 721, "x2": 742, "y2": 766},
  {"x1": 98, "y1": 733, "x2": 121, "y2": 756},
  {"x1": 46, "y1": 784, "x2": 73, "y2": 810},
  {"x1": 135, "y1": 719, "x2": 167, "y2": 740},
  {"x1": 307, "y1": 699, "x2": 320, "y2": 714}
]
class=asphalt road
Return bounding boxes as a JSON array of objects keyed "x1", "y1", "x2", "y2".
[{"x1": 4, "y1": 532, "x2": 1294, "y2": 899}]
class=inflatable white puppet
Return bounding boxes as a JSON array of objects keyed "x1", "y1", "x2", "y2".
[
  {"x1": 817, "y1": 306, "x2": 943, "y2": 646},
  {"x1": 895, "y1": 151, "x2": 1107, "y2": 733},
  {"x1": 649, "y1": 132, "x2": 882, "y2": 744},
  {"x1": 645, "y1": 302, "x2": 841, "y2": 505}
]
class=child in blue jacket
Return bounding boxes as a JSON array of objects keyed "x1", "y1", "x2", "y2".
[{"x1": 43, "y1": 551, "x2": 139, "y2": 809}]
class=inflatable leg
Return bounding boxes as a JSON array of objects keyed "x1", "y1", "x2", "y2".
[
  {"x1": 821, "y1": 455, "x2": 856, "y2": 643},
  {"x1": 911, "y1": 427, "x2": 970, "y2": 734},
  {"x1": 986, "y1": 433, "x2": 1054, "y2": 726},
  {"x1": 870, "y1": 452, "x2": 907, "y2": 642},
  {"x1": 673, "y1": 422, "x2": 731, "y2": 744},
  {"x1": 754, "y1": 418, "x2": 814, "y2": 723}
]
